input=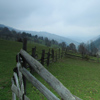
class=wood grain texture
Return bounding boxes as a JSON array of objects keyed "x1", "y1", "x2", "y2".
[
  {"x1": 11, "y1": 84, "x2": 30, "y2": 100},
  {"x1": 20, "y1": 49, "x2": 76, "y2": 100},
  {"x1": 20, "y1": 67, "x2": 60, "y2": 100}
]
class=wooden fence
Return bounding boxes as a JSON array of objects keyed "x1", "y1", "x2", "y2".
[
  {"x1": 11, "y1": 38, "x2": 100, "y2": 100},
  {"x1": 11, "y1": 48, "x2": 82, "y2": 100},
  {"x1": 30, "y1": 46, "x2": 64, "y2": 66},
  {"x1": 31, "y1": 46, "x2": 100, "y2": 64},
  {"x1": 21, "y1": 39, "x2": 65, "y2": 66}
]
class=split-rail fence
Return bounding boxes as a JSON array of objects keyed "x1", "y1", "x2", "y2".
[
  {"x1": 11, "y1": 39, "x2": 82, "y2": 100},
  {"x1": 11, "y1": 49, "x2": 82, "y2": 100}
]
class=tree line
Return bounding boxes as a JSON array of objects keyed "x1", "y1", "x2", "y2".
[
  {"x1": 0, "y1": 27, "x2": 98, "y2": 58},
  {"x1": 78, "y1": 42, "x2": 98, "y2": 57},
  {"x1": 0, "y1": 27, "x2": 67, "y2": 48}
]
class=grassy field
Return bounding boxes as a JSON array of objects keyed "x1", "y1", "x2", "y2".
[
  {"x1": 0, "y1": 39, "x2": 22, "y2": 100},
  {"x1": 0, "y1": 39, "x2": 100, "y2": 100}
]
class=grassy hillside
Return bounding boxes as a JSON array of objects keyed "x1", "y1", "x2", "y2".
[
  {"x1": 0, "y1": 39, "x2": 22, "y2": 100},
  {"x1": 0, "y1": 39, "x2": 100, "y2": 100},
  {"x1": 0, "y1": 39, "x2": 51, "y2": 100},
  {"x1": 49, "y1": 58, "x2": 100, "y2": 100}
]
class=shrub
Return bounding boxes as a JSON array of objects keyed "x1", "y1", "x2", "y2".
[{"x1": 84, "y1": 55, "x2": 90, "y2": 61}]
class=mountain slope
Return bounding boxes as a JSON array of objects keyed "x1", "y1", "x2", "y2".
[
  {"x1": 0, "y1": 24, "x2": 79, "y2": 46},
  {"x1": 25, "y1": 30, "x2": 79, "y2": 46},
  {"x1": 92, "y1": 36, "x2": 100, "y2": 49},
  {"x1": 0, "y1": 24, "x2": 16, "y2": 31}
]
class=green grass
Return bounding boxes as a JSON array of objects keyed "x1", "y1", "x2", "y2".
[
  {"x1": 0, "y1": 39, "x2": 51, "y2": 100},
  {"x1": 0, "y1": 39, "x2": 22, "y2": 100},
  {"x1": 30, "y1": 58, "x2": 100, "y2": 100},
  {"x1": 48, "y1": 58, "x2": 100, "y2": 100},
  {"x1": 0, "y1": 39, "x2": 100, "y2": 100}
]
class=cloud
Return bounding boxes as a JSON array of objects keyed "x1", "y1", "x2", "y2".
[{"x1": 0, "y1": 0, "x2": 100, "y2": 42}]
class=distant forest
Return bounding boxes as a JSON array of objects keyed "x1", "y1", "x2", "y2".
[
  {"x1": 0, "y1": 27, "x2": 68, "y2": 49},
  {"x1": 0, "y1": 27, "x2": 99, "y2": 57}
]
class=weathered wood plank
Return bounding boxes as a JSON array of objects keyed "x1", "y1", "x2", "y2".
[
  {"x1": 20, "y1": 66, "x2": 60, "y2": 100},
  {"x1": 13, "y1": 72, "x2": 22, "y2": 100},
  {"x1": 74, "y1": 95, "x2": 82, "y2": 100},
  {"x1": 11, "y1": 78, "x2": 16, "y2": 100},
  {"x1": 23, "y1": 39, "x2": 27, "y2": 94},
  {"x1": 13, "y1": 72, "x2": 20, "y2": 90},
  {"x1": 20, "y1": 49, "x2": 77, "y2": 100},
  {"x1": 16, "y1": 63, "x2": 24, "y2": 95},
  {"x1": 12, "y1": 92, "x2": 16, "y2": 100},
  {"x1": 11, "y1": 84, "x2": 30, "y2": 100}
]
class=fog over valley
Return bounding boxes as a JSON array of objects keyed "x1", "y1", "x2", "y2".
[{"x1": 0, "y1": 0, "x2": 100, "y2": 43}]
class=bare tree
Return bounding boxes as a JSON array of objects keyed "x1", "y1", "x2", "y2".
[
  {"x1": 59, "y1": 42, "x2": 66, "y2": 50},
  {"x1": 90, "y1": 41, "x2": 98, "y2": 56},
  {"x1": 69, "y1": 43, "x2": 76, "y2": 52},
  {"x1": 78, "y1": 43, "x2": 87, "y2": 58}
]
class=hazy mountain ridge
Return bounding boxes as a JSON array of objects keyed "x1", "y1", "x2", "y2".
[
  {"x1": 0, "y1": 24, "x2": 19, "y2": 31},
  {"x1": 0, "y1": 24, "x2": 79, "y2": 46},
  {"x1": 25, "y1": 31, "x2": 79, "y2": 46},
  {"x1": 92, "y1": 36, "x2": 100, "y2": 49}
]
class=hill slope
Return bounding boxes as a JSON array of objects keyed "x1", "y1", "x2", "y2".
[
  {"x1": 0, "y1": 24, "x2": 79, "y2": 46},
  {"x1": 25, "y1": 30, "x2": 79, "y2": 46},
  {"x1": 92, "y1": 36, "x2": 100, "y2": 49},
  {"x1": 1, "y1": 39, "x2": 100, "y2": 100}
]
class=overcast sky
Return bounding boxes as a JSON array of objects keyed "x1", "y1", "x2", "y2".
[{"x1": 0, "y1": 0, "x2": 100, "y2": 42}]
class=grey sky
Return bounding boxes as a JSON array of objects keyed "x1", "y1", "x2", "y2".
[{"x1": 0, "y1": 0, "x2": 100, "y2": 42}]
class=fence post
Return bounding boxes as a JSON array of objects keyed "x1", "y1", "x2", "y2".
[
  {"x1": 22, "y1": 38, "x2": 27, "y2": 95},
  {"x1": 23, "y1": 38, "x2": 27, "y2": 51},
  {"x1": 47, "y1": 50, "x2": 50, "y2": 66},
  {"x1": 65, "y1": 48, "x2": 67, "y2": 56},
  {"x1": 20, "y1": 49, "x2": 81, "y2": 100},
  {"x1": 32, "y1": 47, "x2": 36, "y2": 58},
  {"x1": 59, "y1": 48, "x2": 60, "y2": 58},
  {"x1": 41, "y1": 50, "x2": 45, "y2": 65},
  {"x1": 51, "y1": 49, "x2": 54, "y2": 62},
  {"x1": 61, "y1": 49, "x2": 63, "y2": 58},
  {"x1": 56, "y1": 51, "x2": 57, "y2": 61},
  {"x1": 31, "y1": 47, "x2": 37, "y2": 73}
]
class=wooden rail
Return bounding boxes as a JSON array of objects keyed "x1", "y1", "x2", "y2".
[
  {"x1": 11, "y1": 49, "x2": 82, "y2": 100},
  {"x1": 31, "y1": 47, "x2": 65, "y2": 66}
]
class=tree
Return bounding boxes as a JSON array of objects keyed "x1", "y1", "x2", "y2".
[
  {"x1": 69, "y1": 43, "x2": 76, "y2": 52},
  {"x1": 44, "y1": 37, "x2": 51, "y2": 47},
  {"x1": 39, "y1": 36, "x2": 43, "y2": 40},
  {"x1": 33, "y1": 35, "x2": 39, "y2": 43},
  {"x1": 2, "y1": 27, "x2": 12, "y2": 39},
  {"x1": 34, "y1": 35, "x2": 38, "y2": 39},
  {"x1": 89, "y1": 41, "x2": 98, "y2": 56},
  {"x1": 17, "y1": 38, "x2": 23, "y2": 42},
  {"x1": 78, "y1": 43, "x2": 87, "y2": 57},
  {"x1": 59, "y1": 42, "x2": 66, "y2": 50},
  {"x1": 22, "y1": 32, "x2": 27, "y2": 38},
  {"x1": 51, "y1": 39, "x2": 55, "y2": 45}
]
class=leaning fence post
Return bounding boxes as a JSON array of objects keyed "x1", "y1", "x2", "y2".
[{"x1": 22, "y1": 38, "x2": 27, "y2": 95}]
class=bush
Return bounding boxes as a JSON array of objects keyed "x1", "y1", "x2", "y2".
[
  {"x1": 17, "y1": 38, "x2": 22, "y2": 42},
  {"x1": 84, "y1": 55, "x2": 90, "y2": 61}
]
